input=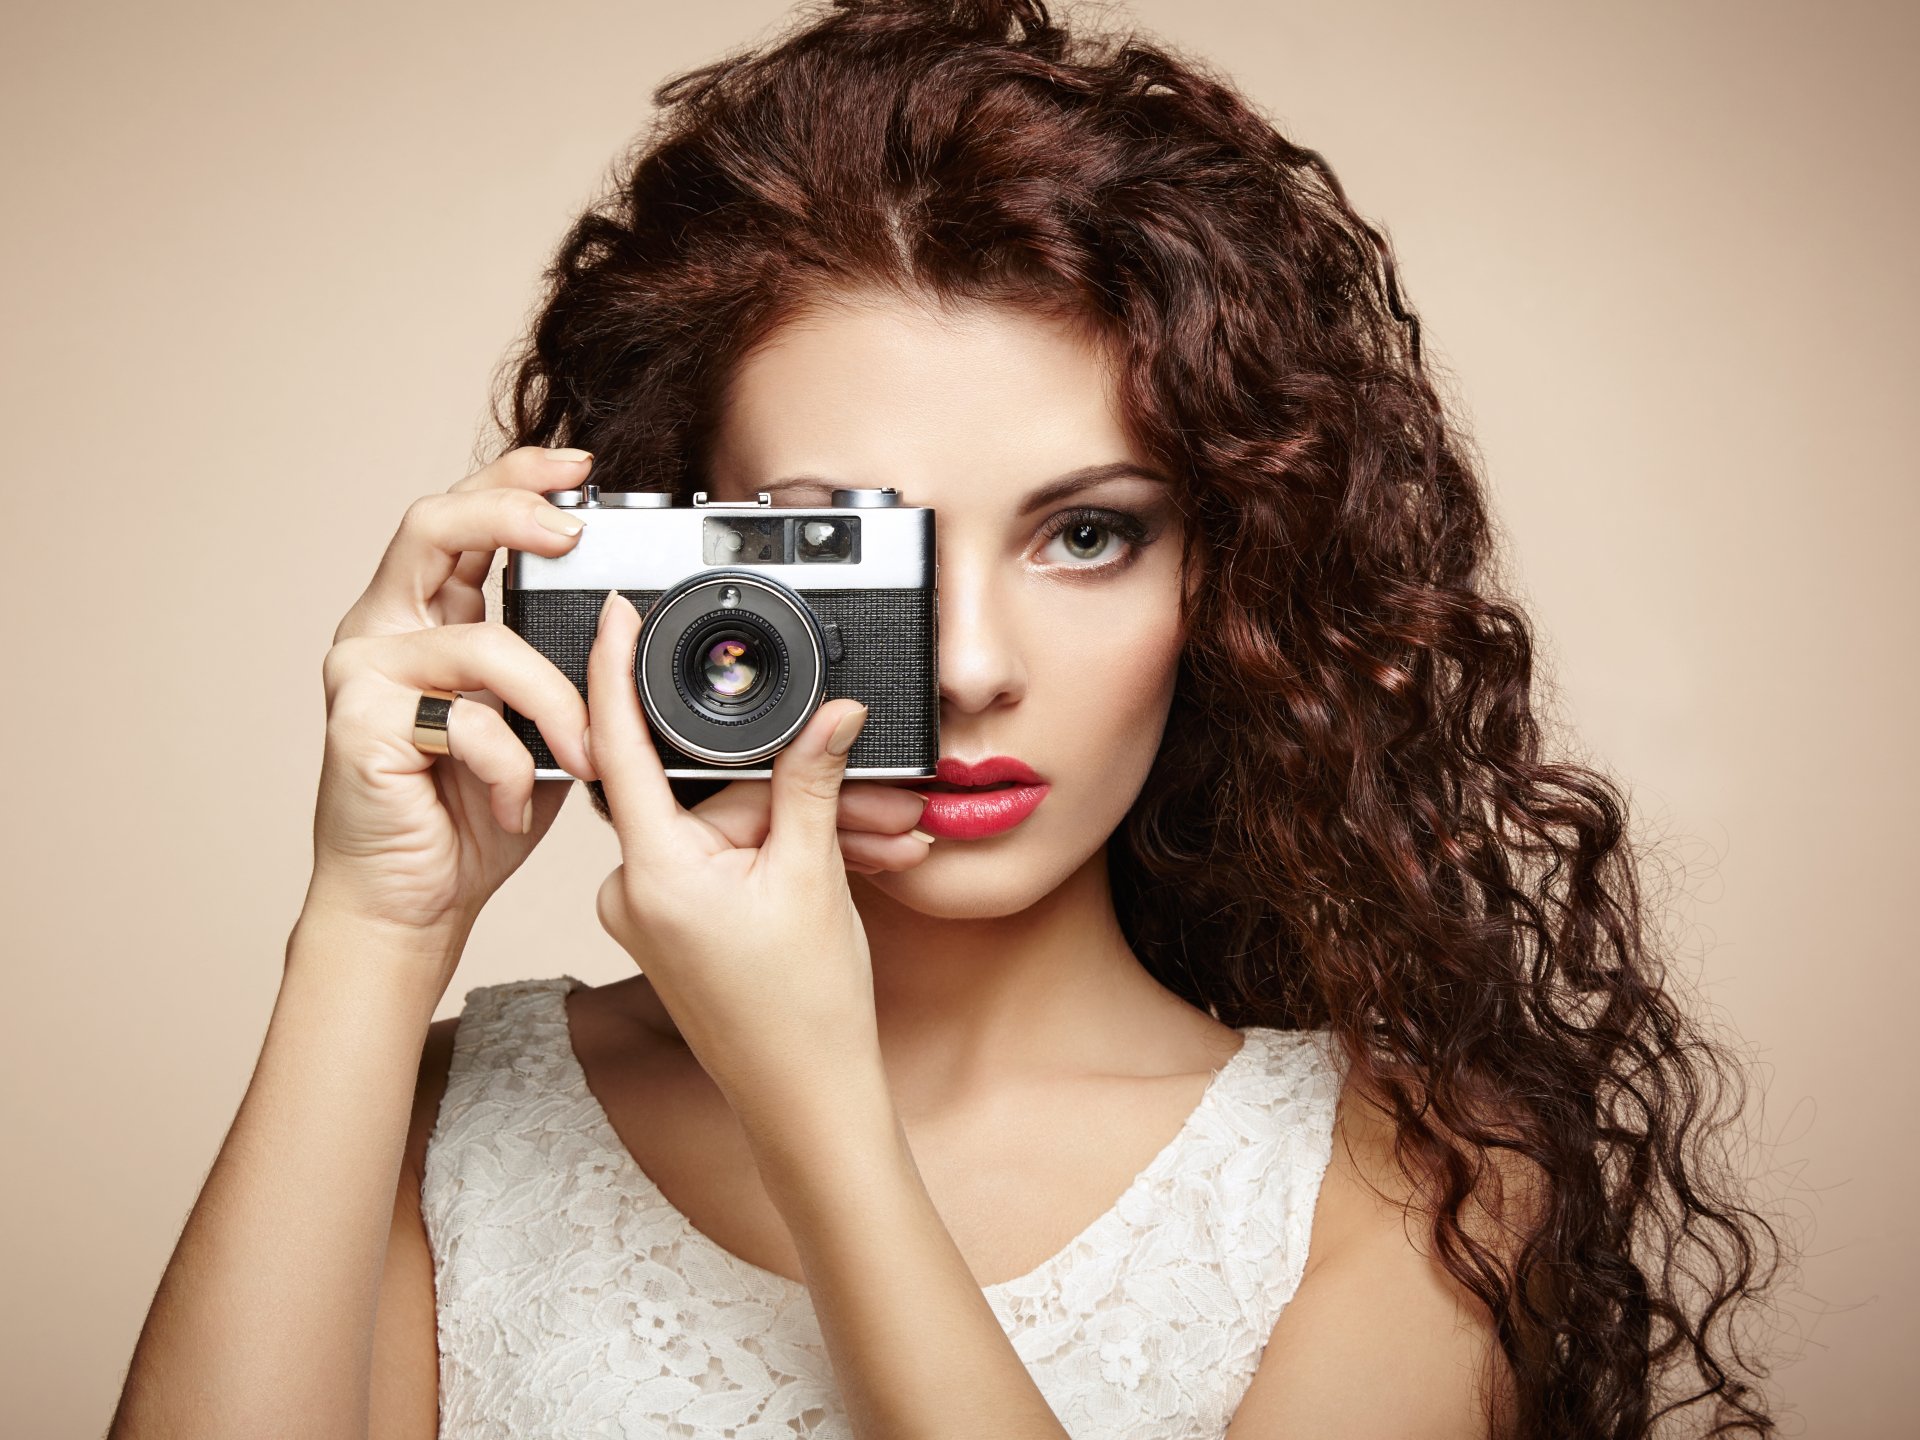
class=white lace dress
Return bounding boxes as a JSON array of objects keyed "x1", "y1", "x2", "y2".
[{"x1": 420, "y1": 976, "x2": 1346, "y2": 1438}]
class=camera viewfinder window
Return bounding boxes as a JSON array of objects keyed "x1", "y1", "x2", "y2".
[{"x1": 795, "y1": 518, "x2": 859, "y2": 563}]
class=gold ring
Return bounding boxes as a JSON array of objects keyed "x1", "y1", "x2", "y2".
[{"x1": 413, "y1": 689, "x2": 461, "y2": 757}]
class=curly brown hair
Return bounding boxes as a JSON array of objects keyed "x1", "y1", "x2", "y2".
[{"x1": 493, "y1": 1, "x2": 1783, "y2": 1433}]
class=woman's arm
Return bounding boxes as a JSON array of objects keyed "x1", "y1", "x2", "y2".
[
  {"x1": 739, "y1": 1064, "x2": 1069, "y2": 1440},
  {"x1": 107, "y1": 909, "x2": 452, "y2": 1440},
  {"x1": 367, "y1": 1014, "x2": 458, "y2": 1440},
  {"x1": 109, "y1": 445, "x2": 610, "y2": 1435},
  {"x1": 579, "y1": 592, "x2": 1052, "y2": 1439}
]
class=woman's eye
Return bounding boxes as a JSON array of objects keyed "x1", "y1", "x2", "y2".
[{"x1": 1037, "y1": 507, "x2": 1151, "y2": 573}]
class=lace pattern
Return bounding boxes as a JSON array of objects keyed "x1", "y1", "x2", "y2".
[{"x1": 420, "y1": 977, "x2": 1345, "y2": 1438}]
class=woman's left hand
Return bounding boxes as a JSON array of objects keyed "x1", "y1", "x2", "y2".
[{"x1": 585, "y1": 589, "x2": 910, "y2": 1119}]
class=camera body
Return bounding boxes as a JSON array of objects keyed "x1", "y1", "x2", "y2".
[{"x1": 503, "y1": 485, "x2": 938, "y2": 780}]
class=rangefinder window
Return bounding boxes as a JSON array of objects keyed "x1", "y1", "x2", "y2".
[
  {"x1": 701, "y1": 515, "x2": 862, "y2": 565},
  {"x1": 703, "y1": 516, "x2": 785, "y2": 565}
]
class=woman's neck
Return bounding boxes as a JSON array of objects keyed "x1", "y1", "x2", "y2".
[{"x1": 852, "y1": 850, "x2": 1197, "y2": 1120}]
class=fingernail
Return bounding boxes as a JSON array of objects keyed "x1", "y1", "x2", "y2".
[
  {"x1": 520, "y1": 798, "x2": 534, "y2": 834},
  {"x1": 599, "y1": 589, "x2": 620, "y2": 623},
  {"x1": 909, "y1": 828, "x2": 935, "y2": 845},
  {"x1": 826, "y1": 705, "x2": 868, "y2": 757},
  {"x1": 548, "y1": 447, "x2": 594, "y2": 464},
  {"x1": 536, "y1": 506, "x2": 586, "y2": 536}
]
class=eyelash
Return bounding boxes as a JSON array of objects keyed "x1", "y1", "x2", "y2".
[{"x1": 1035, "y1": 506, "x2": 1154, "y2": 575}]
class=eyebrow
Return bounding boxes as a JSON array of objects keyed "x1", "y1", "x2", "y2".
[{"x1": 759, "y1": 461, "x2": 1170, "y2": 513}]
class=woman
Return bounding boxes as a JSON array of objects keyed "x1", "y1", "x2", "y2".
[{"x1": 109, "y1": 1, "x2": 1781, "y2": 1436}]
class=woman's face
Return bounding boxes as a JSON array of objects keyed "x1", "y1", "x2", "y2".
[{"x1": 704, "y1": 291, "x2": 1188, "y2": 919}]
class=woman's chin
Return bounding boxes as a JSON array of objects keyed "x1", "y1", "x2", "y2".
[
  {"x1": 849, "y1": 844, "x2": 1076, "y2": 920},
  {"x1": 840, "y1": 852, "x2": 1036, "y2": 917}
]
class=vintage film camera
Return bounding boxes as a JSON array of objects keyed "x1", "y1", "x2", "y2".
[{"x1": 503, "y1": 485, "x2": 938, "y2": 780}]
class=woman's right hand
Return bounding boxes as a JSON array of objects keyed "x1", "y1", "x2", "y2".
[{"x1": 301, "y1": 446, "x2": 602, "y2": 958}]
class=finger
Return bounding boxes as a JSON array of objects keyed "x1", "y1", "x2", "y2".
[
  {"x1": 421, "y1": 693, "x2": 547, "y2": 835},
  {"x1": 450, "y1": 443, "x2": 594, "y2": 495},
  {"x1": 841, "y1": 782, "x2": 931, "y2": 835},
  {"x1": 685, "y1": 779, "x2": 770, "y2": 850},
  {"x1": 324, "y1": 666, "x2": 546, "y2": 834},
  {"x1": 353, "y1": 476, "x2": 592, "y2": 633},
  {"x1": 765, "y1": 698, "x2": 867, "y2": 870},
  {"x1": 431, "y1": 572, "x2": 487, "y2": 627},
  {"x1": 344, "y1": 623, "x2": 596, "y2": 782},
  {"x1": 451, "y1": 547, "x2": 495, "y2": 591},
  {"x1": 422, "y1": 546, "x2": 500, "y2": 628},
  {"x1": 586, "y1": 589, "x2": 682, "y2": 850},
  {"x1": 837, "y1": 827, "x2": 936, "y2": 872},
  {"x1": 595, "y1": 864, "x2": 642, "y2": 955},
  {"x1": 689, "y1": 779, "x2": 928, "y2": 849}
]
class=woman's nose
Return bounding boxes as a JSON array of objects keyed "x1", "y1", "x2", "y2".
[{"x1": 935, "y1": 554, "x2": 1025, "y2": 718}]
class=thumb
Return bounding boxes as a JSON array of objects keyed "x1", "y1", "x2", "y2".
[
  {"x1": 765, "y1": 699, "x2": 867, "y2": 869},
  {"x1": 595, "y1": 865, "x2": 640, "y2": 950}
]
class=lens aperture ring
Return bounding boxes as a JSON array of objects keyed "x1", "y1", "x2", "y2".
[
  {"x1": 636, "y1": 569, "x2": 828, "y2": 766},
  {"x1": 670, "y1": 608, "x2": 792, "y2": 727}
]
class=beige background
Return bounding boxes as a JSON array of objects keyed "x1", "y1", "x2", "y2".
[{"x1": 3, "y1": 0, "x2": 1912, "y2": 1433}]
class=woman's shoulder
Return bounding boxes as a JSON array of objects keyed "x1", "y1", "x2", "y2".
[
  {"x1": 442, "y1": 971, "x2": 581, "y2": 1026},
  {"x1": 1234, "y1": 1021, "x2": 1345, "y2": 1070},
  {"x1": 1220, "y1": 1023, "x2": 1349, "y2": 1128},
  {"x1": 424, "y1": 971, "x2": 673, "y2": 1056},
  {"x1": 399, "y1": 973, "x2": 624, "y2": 1186},
  {"x1": 1224, "y1": 1072, "x2": 1528, "y2": 1433}
]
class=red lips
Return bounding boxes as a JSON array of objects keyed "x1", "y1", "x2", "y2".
[
  {"x1": 933, "y1": 755, "x2": 1043, "y2": 788},
  {"x1": 915, "y1": 754, "x2": 1050, "y2": 840}
]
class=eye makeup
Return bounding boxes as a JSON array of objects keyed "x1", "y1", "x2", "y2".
[{"x1": 1035, "y1": 504, "x2": 1158, "y2": 577}]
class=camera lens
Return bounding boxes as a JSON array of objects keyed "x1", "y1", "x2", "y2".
[
  {"x1": 693, "y1": 630, "x2": 764, "y2": 704},
  {"x1": 680, "y1": 615, "x2": 779, "y2": 714},
  {"x1": 638, "y1": 570, "x2": 828, "y2": 766}
]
